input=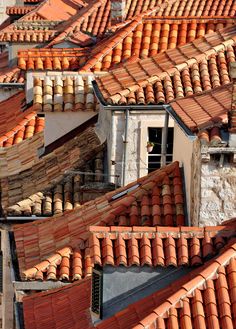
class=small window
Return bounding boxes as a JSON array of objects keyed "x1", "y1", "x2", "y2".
[
  {"x1": 148, "y1": 127, "x2": 173, "y2": 172},
  {"x1": 91, "y1": 268, "x2": 103, "y2": 318}
]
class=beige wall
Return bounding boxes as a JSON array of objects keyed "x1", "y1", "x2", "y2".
[
  {"x1": 173, "y1": 124, "x2": 194, "y2": 220},
  {"x1": 45, "y1": 112, "x2": 97, "y2": 146}
]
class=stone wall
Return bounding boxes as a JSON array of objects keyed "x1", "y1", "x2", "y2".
[
  {"x1": 199, "y1": 157, "x2": 236, "y2": 226},
  {"x1": 190, "y1": 140, "x2": 202, "y2": 226}
]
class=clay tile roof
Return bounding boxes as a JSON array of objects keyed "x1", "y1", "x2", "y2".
[
  {"x1": 81, "y1": 18, "x2": 234, "y2": 72},
  {"x1": 6, "y1": 6, "x2": 37, "y2": 16},
  {"x1": 23, "y1": 278, "x2": 93, "y2": 329},
  {"x1": 22, "y1": 232, "x2": 236, "y2": 329},
  {"x1": 170, "y1": 83, "x2": 232, "y2": 132},
  {"x1": 32, "y1": 73, "x2": 97, "y2": 112},
  {"x1": 96, "y1": 239, "x2": 236, "y2": 329},
  {"x1": 13, "y1": 162, "x2": 186, "y2": 278},
  {"x1": 19, "y1": 223, "x2": 235, "y2": 282},
  {"x1": 95, "y1": 25, "x2": 236, "y2": 105},
  {"x1": 18, "y1": 48, "x2": 90, "y2": 71},
  {"x1": 0, "y1": 92, "x2": 44, "y2": 148},
  {"x1": 6, "y1": 150, "x2": 107, "y2": 217},
  {"x1": 0, "y1": 66, "x2": 25, "y2": 83}
]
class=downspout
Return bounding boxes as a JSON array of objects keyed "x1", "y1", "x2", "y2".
[
  {"x1": 161, "y1": 111, "x2": 169, "y2": 167},
  {"x1": 122, "y1": 109, "x2": 129, "y2": 186}
]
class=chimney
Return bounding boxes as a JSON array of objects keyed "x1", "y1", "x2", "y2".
[
  {"x1": 229, "y1": 62, "x2": 236, "y2": 147},
  {"x1": 110, "y1": 0, "x2": 126, "y2": 25}
]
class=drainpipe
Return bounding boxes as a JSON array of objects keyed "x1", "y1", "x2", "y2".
[
  {"x1": 122, "y1": 109, "x2": 129, "y2": 186},
  {"x1": 161, "y1": 112, "x2": 169, "y2": 167}
]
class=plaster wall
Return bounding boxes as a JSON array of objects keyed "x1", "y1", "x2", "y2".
[
  {"x1": 172, "y1": 124, "x2": 194, "y2": 219},
  {"x1": 96, "y1": 109, "x2": 174, "y2": 185},
  {"x1": 0, "y1": 0, "x2": 15, "y2": 25},
  {"x1": 44, "y1": 112, "x2": 96, "y2": 146}
]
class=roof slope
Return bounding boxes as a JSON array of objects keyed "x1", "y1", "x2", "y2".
[
  {"x1": 0, "y1": 92, "x2": 44, "y2": 147},
  {"x1": 170, "y1": 83, "x2": 232, "y2": 132},
  {"x1": 81, "y1": 18, "x2": 234, "y2": 72},
  {"x1": 22, "y1": 226, "x2": 236, "y2": 329},
  {"x1": 23, "y1": 278, "x2": 94, "y2": 329},
  {"x1": 97, "y1": 238, "x2": 236, "y2": 329},
  {"x1": 95, "y1": 25, "x2": 236, "y2": 105},
  {"x1": 0, "y1": 123, "x2": 101, "y2": 208},
  {"x1": 14, "y1": 162, "x2": 185, "y2": 276},
  {"x1": 21, "y1": 224, "x2": 234, "y2": 281}
]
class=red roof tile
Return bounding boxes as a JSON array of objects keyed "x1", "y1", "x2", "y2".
[
  {"x1": 95, "y1": 25, "x2": 236, "y2": 105},
  {"x1": 22, "y1": 232, "x2": 236, "y2": 329},
  {"x1": 0, "y1": 66, "x2": 25, "y2": 83},
  {"x1": 6, "y1": 6, "x2": 36, "y2": 16},
  {"x1": 170, "y1": 84, "x2": 232, "y2": 132},
  {"x1": 23, "y1": 278, "x2": 94, "y2": 329},
  {"x1": 18, "y1": 48, "x2": 89, "y2": 71},
  {"x1": 21, "y1": 224, "x2": 235, "y2": 281},
  {"x1": 81, "y1": 18, "x2": 234, "y2": 72},
  {"x1": 14, "y1": 162, "x2": 185, "y2": 276},
  {"x1": 0, "y1": 92, "x2": 44, "y2": 147}
]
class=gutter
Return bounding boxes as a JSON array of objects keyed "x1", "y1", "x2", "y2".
[
  {"x1": 1, "y1": 216, "x2": 47, "y2": 221},
  {"x1": 0, "y1": 83, "x2": 24, "y2": 88},
  {"x1": 165, "y1": 105, "x2": 197, "y2": 141}
]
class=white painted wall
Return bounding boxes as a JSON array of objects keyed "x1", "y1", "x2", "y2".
[
  {"x1": 96, "y1": 108, "x2": 174, "y2": 185},
  {"x1": 0, "y1": 0, "x2": 15, "y2": 25},
  {"x1": 45, "y1": 112, "x2": 97, "y2": 146},
  {"x1": 173, "y1": 124, "x2": 194, "y2": 219}
]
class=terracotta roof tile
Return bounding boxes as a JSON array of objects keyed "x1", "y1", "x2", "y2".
[
  {"x1": 13, "y1": 162, "x2": 185, "y2": 276},
  {"x1": 81, "y1": 18, "x2": 234, "y2": 72},
  {"x1": 23, "y1": 235, "x2": 236, "y2": 329},
  {"x1": 95, "y1": 25, "x2": 236, "y2": 105},
  {"x1": 6, "y1": 150, "x2": 108, "y2": 217},
  {"x1": 170, "y1": 83, "x2": 231, "y2": 132},
  {"x1": 0, "y1": 66, "x2": 25, "y2": 83},
  {"x1": 32, "y1": 73, "x2": 97, "y2": 112},
  {"x1": 6, "y1": 6, "x2": 37, "y2": 16},
  {"x1": 1, "y1": 124, "x2": 102, "y2": 210},
  {"x1": 23, "y1": 278, "x2": 94, "y2": 329},
  {"x1": 0, "y1": 92, "x2": 43, "y2": 146},
  {"x1": 18, "y1": 48, "x2": 89, "y2": 71}
]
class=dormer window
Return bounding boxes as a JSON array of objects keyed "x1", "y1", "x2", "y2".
[{"x1": 91, "y1": 267, "x2": 103, "y2": 319}]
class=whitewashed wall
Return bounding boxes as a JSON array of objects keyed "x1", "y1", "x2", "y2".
[{"x1": 96, "y1": 108, "x2": 174, "y2": 185}]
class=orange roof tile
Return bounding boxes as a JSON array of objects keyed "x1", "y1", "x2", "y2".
[
  {"x1": 95, "y1": 25, "x2": 236, "y2": 105},
  {"x1": 81, "y1": 18, "x2": 234, "y2": 72},
  {"x1": 21, "y1": 224, "x2": 235, "y2": 281},
  {"x1": 0, "y1": 92, "x2": 44, "y2": 147},
  {"x1": 22, "y1": 229, "x2": 236, "y2": 329},
  {"x1": 170, "y1": 84, "x2": 232, "y2": 132},
  {"x1": 6, "y1": 6, "x2": 37, "y2": 16},
  {"x1": 13, "y1": 162, "x2": 185, "y2": 276},
  {"x1": 20, "y1": 224, "x2": 236, "y2": 283},
  {"x1": 18, "y1": 48, "x2": 89, "y2": 71},
  {"x1": 97, "y1": 239, "x2": 236, "y2": 329}
]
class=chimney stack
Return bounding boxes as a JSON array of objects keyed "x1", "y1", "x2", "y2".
[
  {"x1": 229, "y1": 62, "x2": 236, "y2": 147},
  {"x1": 110, "y1": 0, "x2": 126, "y2": 25}
]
